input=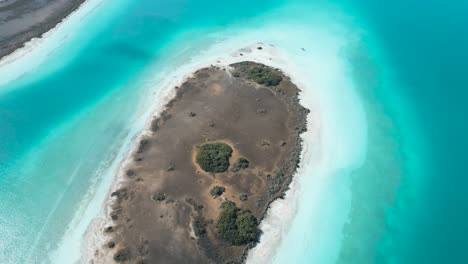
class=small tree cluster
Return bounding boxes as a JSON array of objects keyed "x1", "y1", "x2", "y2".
[
  {"x1": 239, "y1": 193, "x2": 248, "y2": 201},
  {"x1": 245, "y1": 66, "x2": 282, "y2": 86},
  {"x1": 113, "y1": 248, "x2": 130, "y2": 262},
  {"x1": 210, "y1": 186, "x2": 226, "y2": 198},
  {"x1": 196, "y1": 143, "x2": 233, "y2": 173},
  {"x1": 231, "y1": 157, "x2": 250, "y2": 173},
  {"x1": 185, "y1": 197, "x2": 204, "y2": 212},
  {"x1": 216, "y1": 201, "x2": 260, "y2": 245},
  {"x1": 152, "y1": 192, "x2": 166, "y2": 201}
]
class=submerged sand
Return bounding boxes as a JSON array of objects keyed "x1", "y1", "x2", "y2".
[{"x1": 91, "y1": 61, "x2": 308, "y2": 263}]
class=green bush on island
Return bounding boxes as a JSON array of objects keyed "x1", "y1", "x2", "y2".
[
  {"x1": 113, "y1": 248, "x2": 131, "y2": 262},
  {"x1": 231, "y1": 157, "x2": 250, "y2": 172},
  {"x1": 216, "y1": 201, "x2": 260, "y2": 245},
  {"x1": 217, "y1": 201, "x2": 239, "y2": 242},
  {"x1": 239, "y1": 193, "x2": 248, "y2": 201},
  {"x1": 236, "y1": 209, "x2": 259, "y2": 243},
  {"x1": 210, "y1": 185, "x2": 226, "y2": 198},
  {"x1": 245, "y1": 66, "x2": 282, "y2": 86},
  {"x1": 196, "y1": 143, "x2": 233, "y2": 173},
  {"x1": 152, "y1": 192, "x2": 166, "y2": 202}
]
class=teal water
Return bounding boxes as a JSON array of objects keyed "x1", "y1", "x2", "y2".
[
  {"x1": 341, "y1": 1, "x2": 468, "y2": 262},
  {"x1": 0, "y1": 0, "x2": 467, "y2": 263}
]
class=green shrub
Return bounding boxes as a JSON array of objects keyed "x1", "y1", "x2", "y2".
[
  {"x1": 196, "y1": 143, "x2": 233, "y2": 173},
  {"x1": 210, "y1": 186, "x2": 226, "y2": 198},
  {"x1": 113, "y1": 248, "x2": 130, "y2": 262},
  {"x1": 216, "y1": 201, "x2": 259, "y2": 245},
  {"x1": 185, "y1": 197, "x2": 204, "y2": 212},
  {"x1": 193, "y1": 218, "x2": 207, "y2": 236},
  {"x1": 231, "y1": 157, "x2": 250, "y2": 172},
  {"x1": 236, "y1": 209, "x2": 259, "y2": 243},
  {"x1": 152, "y1": 192, "x2": 166, "y2": 201},
  {"x1": 245, "y1": 66, "x2": 282, "y2": 86},
  {"x1": 217, "y1": 201, "x2": 239, "y2": 243},
  {"x1": 239, "y1": 193, "x2": 248, "y2": 201}
]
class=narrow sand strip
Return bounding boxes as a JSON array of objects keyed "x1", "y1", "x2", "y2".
[{"x1": 0, "y1": 0, "x2": 106, "y2": 88}]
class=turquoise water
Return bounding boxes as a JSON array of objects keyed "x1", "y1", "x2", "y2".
[
  {"x1": 0, "y1": 0, "x2": 467, "y2": 263},
  {"x1": 343, "y1": 1, "x2": 468, "y2": 262}
]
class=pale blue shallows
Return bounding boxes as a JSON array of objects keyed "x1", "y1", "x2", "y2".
[{"x1": 0, "y1": 0, "x2": 467, "y2": 263}]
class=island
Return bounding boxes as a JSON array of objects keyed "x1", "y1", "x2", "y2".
[{"x1": 95, "y1": 61, "x2": 309, "y2": 263}]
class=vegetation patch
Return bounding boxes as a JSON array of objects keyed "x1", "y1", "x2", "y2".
[
  {"x1": 239, "y1": 193, "x2": 248, "y2": 201},
  {"x1": 216, "y1": 201, "x2": 260, "y2": 245},
  {"x1": 185, "y1": 197, "x2": 204, "y2": 212},
  {"x1": 231, "y1": 157, "x2": 250, "y2": 173},
  {"x1": 232, "y1": 62, "x2": 283, "y2": 86},
  {"x1": 113, "y1": 248, "x2": 131, "y2": 262},
  {"x1": 193, "y1": 218, "x2": 207, "y2": 237},
  {"x1": 210, "y1": 186, "x2": 226, "y2": 198},
  {"x1": 196, "y1": 143, "x2": 233, "y2": 173},
  {"x1": 152, "y1": 192, "x2": 166, "y2": 202},
  {"x1": 246, "y1": 66, "x2": 282, "y2": 86},
  {"x1": 266, "y1": 172, "x2": 286, "y2": 195}
]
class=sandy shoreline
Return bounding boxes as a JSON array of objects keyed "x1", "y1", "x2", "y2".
[
  {"x1": 0, "y1": 0, "x2": 107, "y2": 88},
  {"x1": 0, "y1": 0, "x2": 87, "y2": 59},
  {"x1": 84, "y1": 45, "x2": 312, "y2": 263}
]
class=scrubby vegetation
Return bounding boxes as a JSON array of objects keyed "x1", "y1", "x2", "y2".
[
  {"x1": 210, "y1": 186, "x2": 226, "y2": 198},
  {"x1": 231, "y1": 62, "x2": 283, "y2": 86},
  {"x1": 113, "y1": 248, "x2": 131, "y2": 262},
  {"x1": 185, "y1": 197, "x2": 204, "y2": 212},
  {"x1": 245, "y1": 66, "x2": 282, "y2": 86},
  {"x1": 196, "y1": 143, "x2": 233, "y2": 173},
  {"x1": 231, "y1": 157, "x2": 250, "y2": 173},
  {"x1": 152, "y1": 192, "x2": 166, "y2": 201},
  {"x1": 239, "y1": 193, "x2": 248, "y2": 201},
  {"x1": 216, "y1": 201, "x2": 260, "y2": 245},
  {"x1": 266, "y1": 172, "x2": 286, "y2": 196},
  {"x1": 193, "y1": 218, "x2": 207, "y2": 237}
]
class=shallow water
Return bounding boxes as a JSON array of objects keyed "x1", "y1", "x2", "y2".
[{"x1": 0, "y1": 0, "x2": 466, "y2": 263}]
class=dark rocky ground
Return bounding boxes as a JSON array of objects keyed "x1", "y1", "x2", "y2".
[
  {"x1": 0, "y1": 0, "x2": 85, "y2": 59},
  {"x1": 95, "y1": 62, "x2": 309, "y2": 264}
]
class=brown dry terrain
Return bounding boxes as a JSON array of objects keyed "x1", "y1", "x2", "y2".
[{"x1": 95, "y1": 62, "x2": 308, "y2": 264}]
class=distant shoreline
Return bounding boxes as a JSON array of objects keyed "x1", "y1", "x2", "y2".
[{"x1": 0, "y1": 0, "x2": 87, "y2": 59}]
